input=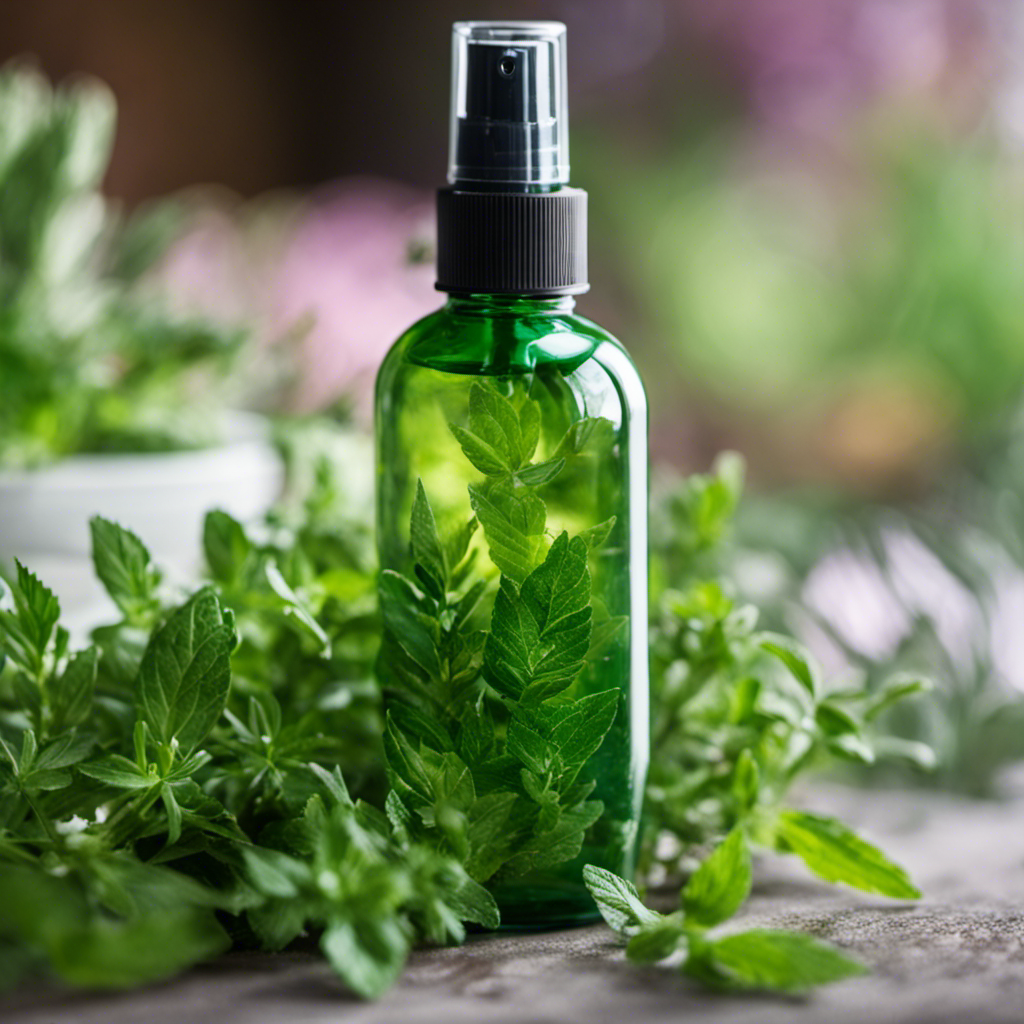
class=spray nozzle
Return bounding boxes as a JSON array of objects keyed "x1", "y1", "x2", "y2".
[{"x1": 448, "y1": 21, "x2": 569, "y2": 189}]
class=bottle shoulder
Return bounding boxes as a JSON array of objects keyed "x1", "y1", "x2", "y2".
[{"x1": 378, "y1": 302, "x2": 644, "y2": 403}]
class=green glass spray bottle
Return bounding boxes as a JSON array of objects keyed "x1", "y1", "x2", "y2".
[{"x1": 375, "y1": 21, "x2": 648, "y2": 927}]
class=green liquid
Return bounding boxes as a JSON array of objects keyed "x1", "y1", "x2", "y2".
[{"x1": 375, "y1": 294, "x2": 649, "y2": 928}]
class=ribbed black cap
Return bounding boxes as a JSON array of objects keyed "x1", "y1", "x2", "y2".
[{"x1": 435, "y1": 187, "x2": 588, "y2": 296}]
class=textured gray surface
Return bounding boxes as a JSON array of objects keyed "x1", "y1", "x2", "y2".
[{"x1": 7, "y1": 788, "x2": 1024, "y2": 1024}]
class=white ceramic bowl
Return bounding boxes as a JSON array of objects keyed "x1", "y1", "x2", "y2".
[{"x1": 0, "y1": 411, "x2": 283, "y2": 613}]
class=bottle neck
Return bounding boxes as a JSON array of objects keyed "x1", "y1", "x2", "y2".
[{"x1": 444, "y1": 293, "x2": 577, "y2": 318}]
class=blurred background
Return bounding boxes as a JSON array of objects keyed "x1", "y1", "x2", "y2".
[{"x1": 3, "y1": 0, "x2": 1024, "y2": 795}]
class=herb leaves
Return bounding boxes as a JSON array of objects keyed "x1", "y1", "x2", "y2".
[{"x1": 379, "y1": 382, "x2": 620, "y2": 889}]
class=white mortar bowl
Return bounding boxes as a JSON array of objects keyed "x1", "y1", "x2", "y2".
[{"x1": 0, "y1": 411, "x2": 283, "y2": 613}]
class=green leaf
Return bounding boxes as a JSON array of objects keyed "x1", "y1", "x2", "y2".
[
  {"x1": 682, "y1": 828, "x2": 751, "y2": 929},
  {"x1": 464, "y1": 792, "x2": 517, "y2": 881},
  {"x1": 78, "y1": 755, "x2": 154, "y2": 790},
  {"x1": 50, "y1": 646, "x2": 97, "y2": 731},
  {"x1": 243, "y1": 847, "x2": 308, "y2": 899},
  {"x1": 577, "y1": 516, "x2": 616, "y2": 550},
  {"x1": 203, "y1": 510, "x2": 251, "y2": 585},
  {"x1": 501, "y1": 801, "x2": 603, "y2": 877},
  {"x1": 863, "y1": 674, "x2": 933, "y2": 721},
  {"x1": 483, "y1": 532, "x2": 592, "y2": 704},
  {"x1": 410, "y1": 479, "x2": 446, "y2": 585},
  {"x1": 89, "y1": 518, "x2": 161, "y2": 617},
  {"x1": 582, "y1": 864, "x2": 661, "y2": 939},
  {"x1": 775, "y1": 810, "x2": 921, "y2": 899},
  {"x1": 469, "y1": 383, "x2": 525, "y2": 470},
  {"x1": 872, "y1": 736, "x2": 938, "y2": 771},
  {"x1": 383, "y1": 716, "x2": 434, "y2": 804},
  {"x1": 33, "y1": 731, "x2": 93, "y2": 771},
  {"x1": 161, "y1": 785, "x2": 182, "y2": 845},
  {"x1": 760, "y1": 635, "x2": 820, "y2": 698},
  {"x1": 626, "y1": 916, "x2": 687, "y2": 963},
  {"x1": 449, "y1": 425, "x2": 509, "y2": 477},
  {"x1": 506, "y1": 715, "x2": 554, "y2": 775},
  {"x1": 447, "y1": 875, "x2": 501, "y2": 930},
  {"x1": 545, "y1": 690, "x2": 620, "y2": 772},
  {"x1": 321, "y1": 917, "x2": 409, "y2": 1000},
  {"x1": 553, "y1": 417, "x2": 599, "y2": 458},
  {"x1": 705, "y1": 930, "x2": 866, "y2": 992},
  {"x1": 468, "y1": 483, "x2": 546, "y2": 584},
  {"x1": 518, "y1": 399, "x2": 541, "y2": 462},
  {"x1": 0, "y1": 561, "x2": 60, "y2": 673},
  {"x1": 53, "y1": 907, "x2": 229, "y2": 990},
  {"x1": 378, "y1": 571, "x2": 440, "y2": 677},
  {"x1": 731, "y1": 749, "x2": 760, "y2": 815},
  {"x1": 135, "y1": 588, "x2": 237, "y2": 755},
  {"x1": 264, "y1": 563, "x2": 330, "y2": 655},
  {"x1": 515, "y1": 458, "x2": 566, "y2": 488}
]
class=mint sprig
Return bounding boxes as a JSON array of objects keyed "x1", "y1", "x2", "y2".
[{"x1": 585, "y1": 827, "x2": 867, "y2": 993}]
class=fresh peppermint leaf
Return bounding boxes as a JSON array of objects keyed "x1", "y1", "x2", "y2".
[
  {"x1": 682, "y1": 828, "x2": 751, "y2": 929},
  {"x1": 731, "y1": 749, "x2": 759, "y2": 815},
  {"x1": 382, "y1": 717, "x2": 435, "y2": 804},
  {"x1": 577, "y1": 516, "x2": 616, "y2": 550},
  {"x1": 446, "y1": 874, "x2": 500, "y2": 930},
  {"x1": 161, "y1": 785, "x2": 183, "y2": 845},
  {"x1": 703, "y1": 929, "x2": 866, "y2": 992},
  {"x1": 33, "y1": 731, "x2": 94, "y2": 772},
  {"x1": 863, "y1": 674, "x2": 932, "y2": 721},
  {"x1": 203, "y1": 510, "x2": 251, "y2": 585},
  {"x1": 553, "y1": 417, "x2": 599, "y2": 458},
  {"x1": 51, "y1": 907, "x2": 231, "y2": 990},
  {"x1": 515, "y1": 457, "x2": 566, "y2": 488},
  {"x1": 760, "y1": 634, "x2": 820, "y2": 698},
  {"x1": 483, "y1": 532, "x2": 593, "y2": 704},
  {"x1": 410, "y1": 479, "x2": 446, "y2": 585},
  {"x1": 468, "y1": 482, "x2": 546, "y2": 584},
  {"x1": 308, "y1": 763, "x2": 354, "y2": 808},
  {"x1": 626, "y1": 915, "x2": 687, "y2": 963},
  {"x1": 506, "y1": 715, "x2": 554, "y2": 775},
  {"x1": 264, "y1": 563, "x2": 330, "y2": 655},
  {"x1": 826, "y1": 731, "x2": 876, "y2": 766},
  {"x1": 582, "y1": 864, "x2": 661, "y2": 939},
  {"x1": 243, "y1": 846, "x2": 308, "y2": 899},
  {"x1": 0, "y1": 561, "x2": 60, "y2": 674},
  {"x1": 136, "y1": 587, "x2": 237, "y2": 755},
  {"x1": 775, "y1": 810, "x2": 920, "y2": 899},
  {"x1": 89, "y1": 517, "x2": 161, "y2": 618},
  {"x1": 78, "y1": 755, "x2": 154, "y2": 790},
  {"x1": 545, "y1": 690, "x2": 620, "y2": 773},
  {"x1": 464, "y1": 792, "x2": 517, "y2": 881},
  {"x1": 510, "y1": 690, "x2": 619, "y2": 785},
  {"x1": 50, "y1": 645, "x2": 98, "y2": 732},
  {"x1": 378, "y1": 571, "x2": 440, "y2": 678},
  {"x1": 469, "y1": 383, "x2": 526, "y2": 470},
  {"x1": 449, "y1": 425, "x2": 509, "y2": 477},
  {"x1": 321, "y1": 917, "x2": 409, "y2": 1001},
  {"x1": 871, "y1": 736, "x2": 938, "y2": 771},
  {"x1": 501, "y1": 800, "x2": 603, "y2": 877}
]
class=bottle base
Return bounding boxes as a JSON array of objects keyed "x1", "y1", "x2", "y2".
[{"x1": 490, "y1": 881, "x2": 602, "y2": 931}]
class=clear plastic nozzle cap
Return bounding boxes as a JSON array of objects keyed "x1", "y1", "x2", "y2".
[{"x1": 448, "y1": 21, "x2": 569, "y2": 188}]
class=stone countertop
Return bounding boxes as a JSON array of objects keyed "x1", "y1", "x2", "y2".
[{"x1": 6, "y1": 787, "x2": 1024, "y2": 1024}]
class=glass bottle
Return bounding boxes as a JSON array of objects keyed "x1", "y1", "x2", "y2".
[{"x1": 374, "y1": 22, "x2": 648, "y2": 928}]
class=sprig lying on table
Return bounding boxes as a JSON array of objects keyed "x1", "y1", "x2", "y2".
[
  {"x1": 0, "y1": 454, "x2": 932, "y2": 999},
  {"x1": 585, "y1": 830, "x2": 867, "y2": 992}
]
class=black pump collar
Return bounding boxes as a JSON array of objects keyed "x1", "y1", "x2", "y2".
[{"x1": 435, "y1": 187, "x2": 588, "y2": 296}]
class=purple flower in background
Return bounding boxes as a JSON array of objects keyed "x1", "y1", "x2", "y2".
[
  {"x1": 701, "y1": 0, "x2": 994, "y2": 138},
  {"x1": 153, "y1": 179, "x2": 437, "y2": 421},
  {"x1": 272, "y1": 180, "x2": 436, "y2": 418}
]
